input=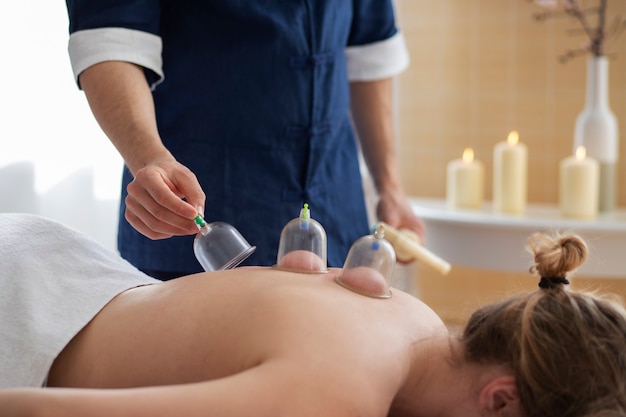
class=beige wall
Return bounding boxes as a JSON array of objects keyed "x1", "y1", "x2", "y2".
[{"x1": 394, "y1": 0, "x2": 626, "y2": 323}]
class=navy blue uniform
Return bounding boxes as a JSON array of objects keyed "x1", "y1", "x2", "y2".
[{"x1": 66, "y1": 0, "x2": 409, "y2": 275}]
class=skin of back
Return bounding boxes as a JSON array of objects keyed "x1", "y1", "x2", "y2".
[{"x1": 46, "y1": 267, "x2": 446, "y2": 417}]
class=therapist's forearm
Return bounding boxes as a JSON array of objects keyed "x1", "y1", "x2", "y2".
[
  {"x1": 79, "y1": 61, "x2": 173, "y2": 176},
  {"x1": 349, "y1": 78, "x2": 402, "y2": 195}
]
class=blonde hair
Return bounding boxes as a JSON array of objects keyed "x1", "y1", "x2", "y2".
[{"x1": 461, "y1": 232, "x2": 626, "y2": 417}]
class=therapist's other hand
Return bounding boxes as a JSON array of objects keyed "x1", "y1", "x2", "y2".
[
  {"x1": 124, "y1": 159, "x2": 206, "y2": 239},
  {"x1": 376, "y1": 190, "x2": 426, "y2": 258}
]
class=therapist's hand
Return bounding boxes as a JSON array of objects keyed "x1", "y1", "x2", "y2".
[
  {"x1": 376, "y1": 189, "x2": 425, "y2": 248},
  {"x1": 124, "y1": 158, "x2": 206, "y2": 239}
]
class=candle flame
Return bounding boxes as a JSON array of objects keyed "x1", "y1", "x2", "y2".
[
  {"x1": 575, "y1": 146, "x2": 586, "y2": 160},
  {"x1": 507, "y1": 131, "x2": 519, "y2": 146},
  {"x1": 462, "y1": 148, "x2": 474, "y2": 163}
]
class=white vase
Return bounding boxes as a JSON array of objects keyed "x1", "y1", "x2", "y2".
[{"x1": 573, "y1": 56, "x2": 619, "y2": 212}]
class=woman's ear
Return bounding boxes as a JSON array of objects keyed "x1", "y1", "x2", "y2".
[{"x1": 478, "y1": 375, "x2": 524, "y2": 417}]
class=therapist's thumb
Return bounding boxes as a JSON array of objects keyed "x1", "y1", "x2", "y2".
[
  {"x1": 166, "y1": 174, "x2": 205, "y2": 221},
  {"x1": 181, "y1": 185, "x2": 206, "y2": 220}
]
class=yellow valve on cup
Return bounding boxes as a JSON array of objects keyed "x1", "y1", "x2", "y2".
[{"x1": 376, "y1": 222, "x2": 452, "y2": 276}]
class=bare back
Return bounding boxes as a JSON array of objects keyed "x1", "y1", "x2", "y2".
[{"x1": 48, "y1": 267, "x2": 446, "y2": 414}]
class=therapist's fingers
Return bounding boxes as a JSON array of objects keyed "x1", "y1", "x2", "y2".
[
  {"x1": 376, "y1": 192, "x2": 426, "y2": 242},
  {"x1": 125, "y1": 162, "x2": 204, "y2": 239},
  {"x1": 124, "y1": 208, "x2": 174, "y2": 240},
  {"x1": 376, "y1": 192, "x2": 427, "y2": 265},
  {"x1": 166, "y1": 168, "x2": 206, "y2": 218},
  {"x1": 125, "y1": 187, "x2": 197, "y2": 239}
]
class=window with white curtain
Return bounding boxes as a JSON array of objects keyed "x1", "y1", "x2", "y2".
[{"x1": 0, "y1": 1, "x2": 123, "y2": 251}]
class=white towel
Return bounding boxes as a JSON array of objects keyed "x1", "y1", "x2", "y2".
[{"x1": 0, "y1": 213, "x2": 158, "y2": 387}]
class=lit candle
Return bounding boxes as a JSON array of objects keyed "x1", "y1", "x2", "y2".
[
  {"x1": 446, "y1": 148, "x2": 484, "y2": 210},
  {"x1": 493, "y1": 130, "x2": 528, "y2": 214},
  {"x1": 559, "y1": 146, "x2": 599, "y2": 219}
]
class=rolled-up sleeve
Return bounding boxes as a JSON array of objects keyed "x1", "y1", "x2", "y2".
[
  {"x1": 68, "y1": 28, "x2": 163, "y2": 89},
  {"x1": 346, "y1": 0, "x2": 409, "y2": 81},
  {"x1": 346, "y1": 32, "x2": 409, "y2": 82},
  {"x1": 65, "y1": 0, "x2": 162, "y2": 88}
]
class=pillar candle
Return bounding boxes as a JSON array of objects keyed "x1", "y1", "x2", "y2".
[
  {"x1": 493, "y1": 130, "x2": 528, "y2": 215},
  {"x1": 560, "y1": 146, "x2": 599, "y2": 219},
  {"x1": 446, "y1": 148, "x2": 484, "y2": 210}
]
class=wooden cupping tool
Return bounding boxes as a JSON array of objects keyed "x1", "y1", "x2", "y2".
[{"x1": 377, "y1": 222, "x2": 452, "y2": 276}]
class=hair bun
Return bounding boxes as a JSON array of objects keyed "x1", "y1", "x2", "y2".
[{"x1": 527, "y1": 232, "x2": 588, "y2": 285}]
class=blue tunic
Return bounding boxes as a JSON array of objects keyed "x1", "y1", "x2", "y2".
[{"x1": 66, "y1": 0, "x2": 408, "y2": 273}]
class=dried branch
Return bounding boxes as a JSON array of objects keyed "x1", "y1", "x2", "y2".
[{"x1": 525, "y1": 0, "x2": 625, "y2": 63}]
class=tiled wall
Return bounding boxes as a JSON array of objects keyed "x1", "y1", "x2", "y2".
[
  {"x1": 393, "y1": 0, "x2": 626, "y2": 323},
  {"x1": 395, "y1": 0, "x2": 626, "y2": 203}
]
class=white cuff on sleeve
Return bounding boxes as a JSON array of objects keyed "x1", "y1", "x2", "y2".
[
  {"x1": 68, "y1": 27, "x2": 163, "y2": 90},
  {"x1": 345, "y1": 32, "x2": 410, "y2": 82}
]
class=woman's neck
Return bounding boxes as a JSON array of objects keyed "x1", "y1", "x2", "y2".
[{"x1": 388, "y1": 335, "x2": 478, "y2": 417}]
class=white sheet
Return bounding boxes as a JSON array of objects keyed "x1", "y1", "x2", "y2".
[{"x1": 0, "y1": 213, "x2": 158, "y2": 388}]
